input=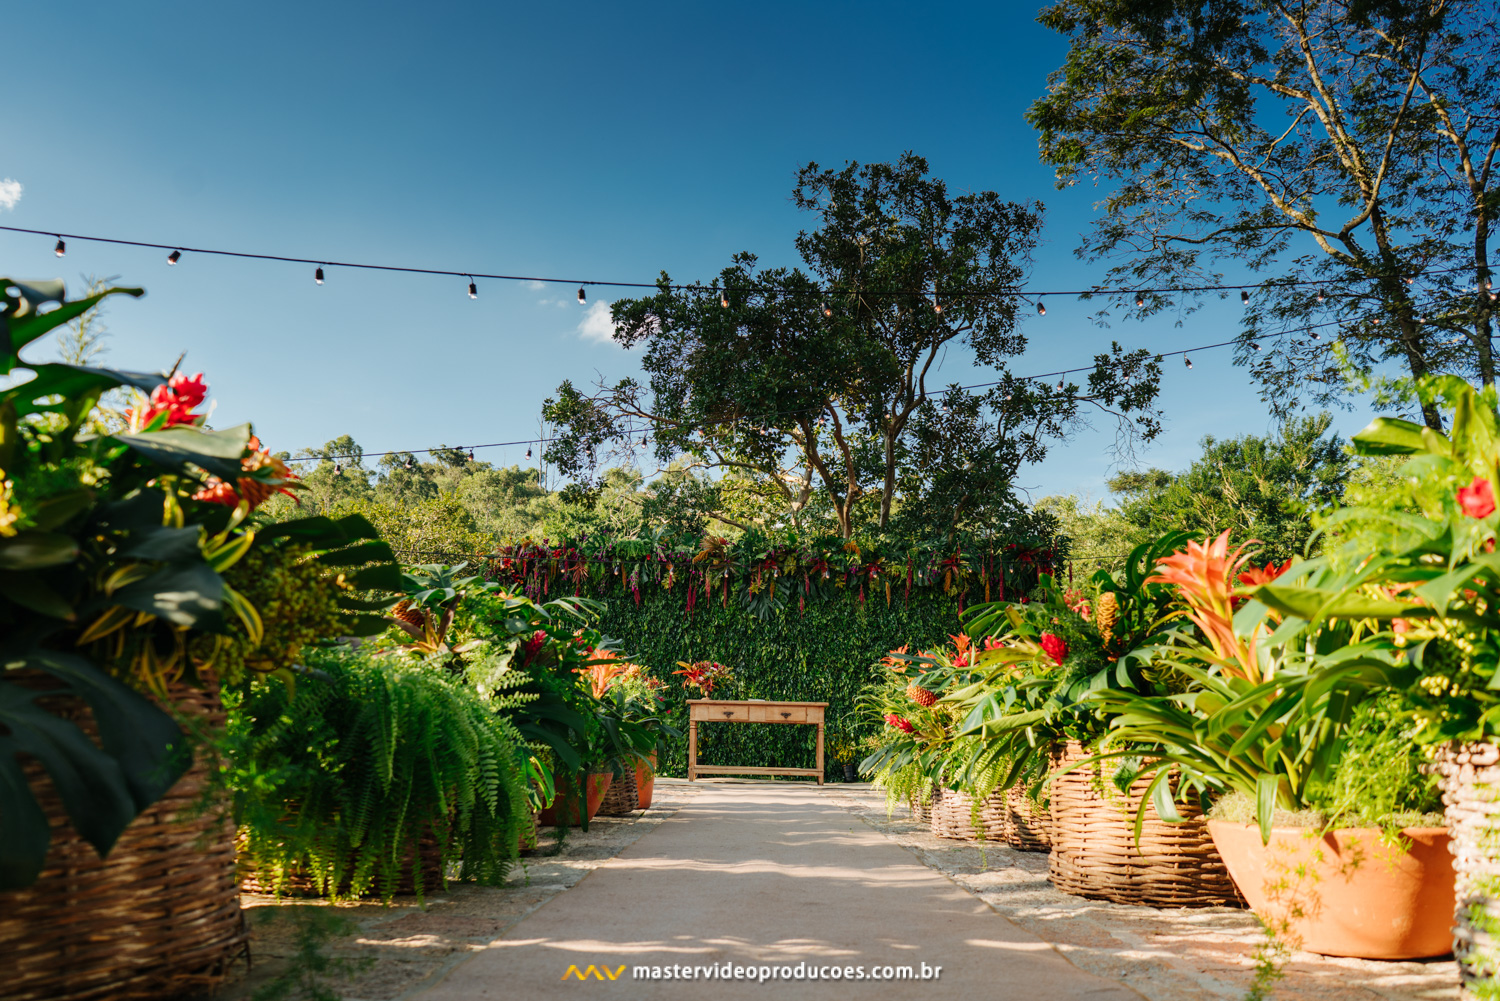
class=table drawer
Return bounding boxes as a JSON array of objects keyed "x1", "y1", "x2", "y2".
[
  {"x1": 767, "y1": 706, "x2": 807, "y2": 723},
  {"x1": 709, "y1": 704, "x2": 752, "y2": 722}
]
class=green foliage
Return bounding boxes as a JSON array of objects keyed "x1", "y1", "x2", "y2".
[
  {"x1": 592, "y1": 586, "x2": 973, "y2": 778},
  {"x1": 228, "y1": 647, "x2": 530, "y2": 900},
  {"x1": 543, "y1": 153, "x2": 1163, "y2": 540},
  {"x1": 1029, "y1": 0, "x2": 1500, "y2": 421},
  {"x1": 1109, "y1": 414, "x2": 1350, "y2": 562}
]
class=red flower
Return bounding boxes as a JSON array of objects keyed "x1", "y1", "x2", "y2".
[
  {"x1": 1039, "y1": 632, "x2": 1068, "y2": 665},
  {"x1": 1237, "y1": 560, "x2": 1292, "y2": 588},
  {"x1": 1459, "y1": 476, "x2": 1496, "y2": 519},
  {"x1": 127, "y1": 371, "x2": 210, "y2": 429},
  {"x1": 884, "y1": 713, "x2": 914, "y2": 734}
]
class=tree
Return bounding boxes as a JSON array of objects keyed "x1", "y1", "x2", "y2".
[
  {"x1": 1109, "y1": 413, "x2": 1351, "y2": 560},
  {"x1": 544, "y1": 153, "x2": 1164, "y2": 539},
  {"x1": 1029, "y1": 0, "x2": 1500, "y2": 429}
]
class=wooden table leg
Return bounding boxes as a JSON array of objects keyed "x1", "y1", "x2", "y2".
[
  {"x1": 815, "y1": 722, "x2": 824, "y2": 785},
  {"x1": 688, "y1": 720, "x2": 698, "y2": 782}
]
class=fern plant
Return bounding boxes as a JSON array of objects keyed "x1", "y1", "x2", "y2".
[{"x1": 227, "y1": 646, "x2": 531, "y2": 900}]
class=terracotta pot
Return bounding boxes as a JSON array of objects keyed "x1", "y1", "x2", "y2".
[
  {"x1": 538, "y1": 772, "x2": 613, "y2": 827},
  {"x1": 635, "y1": 752, "x2": 657, "y2": 810},
  {"x1": 1208, "y1": 821, "x2": 1455, "y2": 960}
]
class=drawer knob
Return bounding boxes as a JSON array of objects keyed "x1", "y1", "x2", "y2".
[
  {"x1": 722, "y1": 711, "x2": 735, "y2": 718},
  {"x1": 780, "y1": 712, "x2": 792, "y2": 719}
]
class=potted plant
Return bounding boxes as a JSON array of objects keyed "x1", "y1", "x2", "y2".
[
  {"x1": 0, "y1": 277, "x2": 400, "y2": 999},
  {"x1": 1088, "y1": 531, "x2": 1450, "y2": 958}
]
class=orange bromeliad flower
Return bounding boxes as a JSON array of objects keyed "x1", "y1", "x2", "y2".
[
  {"x1": 192, "y1": 434, "x2": 301, "y2": 510},
  {"x1": 577, "y1": 649, "x2": 632, "y2": 699},
  {"x1": 1148, "y1": 530, "x2": 1266, "y2": 683}
]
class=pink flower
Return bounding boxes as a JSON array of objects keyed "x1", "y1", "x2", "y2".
[
  {"x1": 1040, "y1": 633, "x2": 1068, "y2": 665},
  {"x1": 884, "y1": 713, "x2": 914, "y2": 734},
  {"x1": 1459, "y1": 476, "x2": 1496, "y2": 519}
]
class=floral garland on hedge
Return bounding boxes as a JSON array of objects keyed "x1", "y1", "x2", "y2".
[{"x1": 464, "y1": 531, "x2": 1067, "y2": 619}]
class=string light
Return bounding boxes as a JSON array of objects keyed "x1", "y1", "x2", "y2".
[
  {"x1": 405, "y1": 456, "x2": 414, "y2": 470},
  {"x1": 468, "y1": 448, "x2": 475, "y2": 461},
  {"x1": 334, "y1": 462, "x2": 343, "y2": 476},
  {"x1": 1036, "y1": 297, "x2": 1046, "y2": 316},
  {"x1": 1055, "y1": 377, "x2": 1064, "y2": 391},
  {"x1": 577, "y1": 287, "x2": 586, "y2": 304},
  {"x1": 1135, "y1": 293, "x2": 1145, "y2": 308},
  {"x1": 314, "y1": 266, "x2": 325, "y2": 285},
  {"x1": 720, "y1": 289, "x2": 729, "y2": 308},
  {"x1": 822, "y1": 302, "x2": 833, "y2": 317},
  {"x1": 468, "y1": 277, "x2": 477, "y2": 299},
  {"x1": 1309, "y1": 331, "x2": 1321, "y2": 340},
  {"x1": 933, "y1": 300, "x2": 943, "y2": 314},
  {"x1": 1240, "y1": 290, "x2": 1250, "y2": 304},
  {"x1": 167, "y1": 249, "x2": 182, "y2": 265},
  {"x1": 1251, "y1": 341, "x2": 1262, "y2": 351},
  {"x1": 53, "y1": 237, "x2": 65, "y2": 258},
  {"x1": 1316, "y1": 288, "x2": 1326, "y2": 303},
  {"x1": 526, "y1": 446, "x2": 532, "y2": 459},
  {"x1": 1184, "y1": 354, "x2": 1193, "y2": 369}
]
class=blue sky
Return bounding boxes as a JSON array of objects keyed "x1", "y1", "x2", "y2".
[{"x1": 1, "y1": 0, "x2": 1380, "y2": 504}]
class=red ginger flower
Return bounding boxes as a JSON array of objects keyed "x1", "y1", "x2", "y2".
[
  {"x1": 1459, "y1": 476, "x2": 1497, "y2": 519},
  {"x1": 1039, "y1": 632, "x2": 1068, "y2": 665},
  {"x1": 192, "y1": 433, "x2": 301, "y2": 510},
  {"x1": 1238, "y1": 559, "x2": 1292, "y2": 588},
  {"x1": 128, "y1": 371, "x2": 210, "y2": 430},
  {"x1": 884, "y1": 713, "x2": 914, "y2": 734}
]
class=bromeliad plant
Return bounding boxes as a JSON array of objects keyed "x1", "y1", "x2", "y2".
[{"x1": 0, "y1": 278, "x2": 398, "y2": 889}]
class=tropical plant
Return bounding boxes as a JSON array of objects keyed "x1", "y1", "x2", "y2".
[
  {"x1": 0, "y1": 277, "x2": 397, "y2": 888},
  {"x1": 229, "y1": 646, "x2": 531, "y2": 900},
  {"x1": 385, "y1": 562, "x2": 501, "y2": 655}
]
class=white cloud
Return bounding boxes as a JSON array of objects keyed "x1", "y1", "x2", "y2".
[
  {"x1": 578, "y1": 300, "x2": 620, "y2": 345},
  {"x1": 0, "y1": 179, "x2": 22, "y2": 211},
  {"x1": 526, "y1": 279, "x2": 547, "y2": 291}
]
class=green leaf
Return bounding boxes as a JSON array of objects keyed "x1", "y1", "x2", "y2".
[
  {"x1": 26, "y1": 489, "x2": 94, "y2": 531},
  {"x1": 1255, "y1": 583, "x2": 1414, "y2": 622},
  {"x1": 0, "y1": 572, "x2": 76, "y2": 619},
  {"x1": 0, "y1": 532, "x2": 79, "y2": 570},
  {"x1": 1255, "y1": 773, "x2": 1278, "y2": 844},
  {"x1": 3, "y1": 284, "x2": 144, "y2": 364},
  {"x1": 120, "y1": 525, "x2": 203, "y2": 563},
  {"x1": 1351, "y1": 416, "x2": 1451, "y2": 457},
  {"x1": 108, "y1": 562, "x2": 224, "y2": 629},
  {"x1": 110, "y1": 423, "x2": 252, "y2": 480},
  {"x1": 0, "y1": 734, "x2": 53, "y2": 888}
]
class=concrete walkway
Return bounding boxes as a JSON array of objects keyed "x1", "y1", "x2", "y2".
[{"x1": 418, "y1": 781, "x2": 1141, "y2": 1000}]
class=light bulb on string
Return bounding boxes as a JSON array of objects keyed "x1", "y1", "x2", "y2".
[
  {"x1": 314, "y1": 266, "x2": 325, "y2": 285},
  {"x1": 404, "y1": 456, "x2": 414, "y2": 470},
  {"x1": 526, "y1": 446, "x2": 533, "y2": 459},
  {"x1": 1036, "y1": 297, "x2": 1046, "y2": 316},
  {"x1": 1251, "y1": 341, "x2": 1262, "y2": 352},
  {"x1": 1135, "y1": 293, "x2": 1145, "y2": 308},
  {"x1": 167, "y1": 250, "x2": 182, "y2": 265},
  {"x1": 933, "y1": 299, "x2": 943, "y2": 315},
  {"x1": 1055, "y1": 377, "x2": 1064, "y2": 391},
  {"x1": 577, "y1": 287, "x2": 586, "y2": 304},
  {"x1": 720, "y1": 289, "x2": 729, "y2": 308},
  {"x1": 53, "y1": 237, "x2": 65, "y2": 257},
  {"x1": 468, "y1": 278, "x2": 477, "y2": 299},
  {"x1": 1309, "y1": 331, "x2": 1321, "y2": 341},
  {"x1": 468, "y1": 448, "x2": 475, "y2": 461},
  {"x1": 822, "y1": 302, "x2": 832, "y2": 317},
  {"x1": 1316, "y1": 288, "x2": 1326, "y2": 303},
  {"x1": 334, "y1": 463, "x2": 343, "y2": 476},
  {"x1": 1184, "y1": 354, "x2": 1193, "y2": 369},
  {"x1": 1240, "y1": 289, "x2": 1250, "y2": 304}
]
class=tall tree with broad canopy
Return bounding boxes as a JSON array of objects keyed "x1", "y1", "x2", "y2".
[
  {"x1": 543, "y1": 153, "x2": 1164, "y2": 539},
  {"x1": 1028, "y1": 0, "x2": 1500, "y2": 430}
]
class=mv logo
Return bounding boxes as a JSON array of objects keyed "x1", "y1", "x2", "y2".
[{"x1": 561, "y1": 964, "x2": 627, "y2": 981}]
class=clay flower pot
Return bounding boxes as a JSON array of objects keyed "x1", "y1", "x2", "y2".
[
  {"x1": 538, "y1": 772, "x2": 613, "y2": 827},
  {"x1": 635, "y1": 752, "x2": 657, "y2": 811},
  {"x1": 1208, "y1": 821, "x2": 1455, "y2": 959}
]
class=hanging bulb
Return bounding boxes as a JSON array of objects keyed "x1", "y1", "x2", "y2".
[
  {"x1": 640, "y1": 436, "x2": 648, "y2": 448},
  {"x1": 822, "y1": 302, "x2": 832, "y2": 317},
  {"x1": 334, "y1": 462, "x2": 343, "y2": 476},
  {"x1": 720, "y1": 290, "x2": 729, "y2": 308},
  {"x1": 1055, "y1": 377, "x2": 1064, "y2": 391},
  {"x1": 1251, "y1": 341, "x2": 1262, "y2": 351},
  {"x1": 53, "y1": 237, "x2": 65, "y2": 257},
  {"x1": 1036, "y1": 297, "x2": 1046, "y2": 316},
  {"x1": 468, "y1": 448, "x2": 475, "y2": 461},
  {"x1": 526, "y1": 446, "x2": 533, "y2": 459},
  {"x1": 1135, "y1": 293, "x2": 1145, "y2": 308},
  {"x1": 1405, "y1": 275, "x2": 1415, "y2": 286},
  {"x1": 1004, "y1": 390, "x2": 1013, "y2": 402},
  {"x1": 167, "y1": 249, "x2": 182, "y2": 265},
  {"x1": 933, "y1": 300, "x2": 943, "y2": 314},
  {"x1": 315, "y1": 266, "x2": 325, "y2": 285},
  {"x1": 1240, "y1": 289, "x2": 1250, "y2": 304},
  {"x1": 405, "y1": 456, "x2": 414, "y2": 470},
  {"x1": 1184, "y1": 354, "x2": 1193, "y2": 369},
  {"x1": 577, "y1": 287, "x2": 586, "y2": 304},
  {"x1": 1316, "y1": 288, "x2": 1326, "y2": 303},
  {"x1": 468, "y1": 279, "x2": 478, "y2": 299},
  {"x1": 1309, "y1": 331, "x2": 1321, "y2": 341}
]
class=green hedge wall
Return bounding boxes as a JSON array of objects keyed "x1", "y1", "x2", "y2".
[{"x1": 595, "y1": 590, "x2": 966, "y2": 780}]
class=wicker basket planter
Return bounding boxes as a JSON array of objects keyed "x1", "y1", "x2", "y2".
[
  {"x1": 1047, "y1": 742, "x2": 1242, "y2": 908},
  {"x1": 929, "y1": 787, "x2": 1009, "y2": 841},
  {"x1": 1005, "y1": 786, "x2": 1052, "y2": 852},
  {"x1": 1436, "y1": 742, "x2": 1500, "y2": 991},
  {"x1": 908, "y1": 785, "x2": 939, "y2": 823},
  {"x1": 597, "y1": 765, "x2": 640, "y2": 816},
  {"x1": 0, "y1": 677, "x2": 246, "y2": 1001}
]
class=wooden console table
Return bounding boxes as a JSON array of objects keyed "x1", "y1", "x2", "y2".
[{"x1": 686, "y1": 700, "x2": 828, "y2": 784}]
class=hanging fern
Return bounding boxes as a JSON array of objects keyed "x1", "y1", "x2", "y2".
[{"x1": 226, "y1": 646, "x2": 530, "y2": 900}]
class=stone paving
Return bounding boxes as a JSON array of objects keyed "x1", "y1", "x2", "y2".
[{"x1": 206, "y1": 779, "x2": 1461, "y2": 1000}]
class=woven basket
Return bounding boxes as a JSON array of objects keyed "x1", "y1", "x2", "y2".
[
  {"x1": 597, "y1": 765, "x2": 640, "y2": 816},
  {"x1": 1005, "y1": 786, "x2": 1052, "y2": 852},
  {"x1": 908, "y1": 785, "x2": 939, "y2": 823},
  {"x1": 1435, "y1": 742, "x2": 1499, "y2": 991},
  {"x1": 929, "y1": 787, "x2": 1009, "y2": 841},
  {"x1": 0, "y1": 674, "x2": 247, "y2": 1001},
  {"x1": 1048, "y1": 742, "x2": 1242, "y2": 908}
]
